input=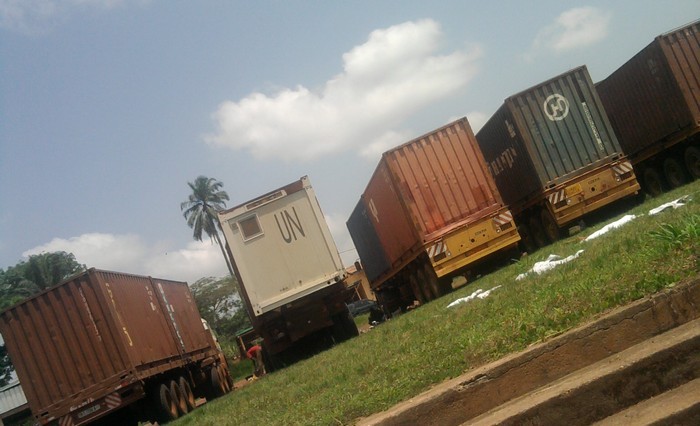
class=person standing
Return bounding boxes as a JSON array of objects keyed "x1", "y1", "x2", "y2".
[{"x1": 246, "y1": 343, "x2": 265, "y2": 379}]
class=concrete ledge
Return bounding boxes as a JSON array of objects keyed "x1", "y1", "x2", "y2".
[
  {"x1": 592, "y1": 378, "x2": 700, "y2": 426},
  {"x1": 469, "y1": 318, "x2": 700, "y2": 425},
  {"x1": 357, "y1": 276, "x2": 700, "y2": 426}
]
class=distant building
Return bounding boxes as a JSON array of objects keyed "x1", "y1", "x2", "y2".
[
  {"x1": 0, "y1": 333, "x2": 30, "y2": 426},
  {"x1": 345, "y1": 261, "x2": 375, "y2": 301},
  {"x1": 0, "y1": 380, "x2": 30, "y2": 426}
]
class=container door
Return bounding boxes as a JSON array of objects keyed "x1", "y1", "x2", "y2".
[{"x1": 509, "y1": 66, "x2": 622, "y2": 186}]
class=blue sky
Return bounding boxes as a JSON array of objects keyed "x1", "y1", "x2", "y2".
[{"x1": 1, "y1": 1, "x2": 697, "y2": 283}]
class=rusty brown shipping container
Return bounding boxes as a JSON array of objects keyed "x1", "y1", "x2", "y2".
[
  {"x1": 596, "y1": 20, "x2": 700, "y2": 195},
  {"x1": 0, "y1": 269, "x2": 232, "y2": 426},
  {"x1": 476, "y1": 66, "x2": 640, "y2": 250},
  {"x1": 348, "y1": 117, "x2": 520, "y2": 312}
]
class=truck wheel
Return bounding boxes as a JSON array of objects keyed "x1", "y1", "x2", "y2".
[
  {"x1": 158, "y1": 382, "x2": 179, "y2": 421},
  {"x1": 528, "y1": 215, "x2": 549, "y2": 248},
  {"x1": 663, "y1": 156, "x2": 688, "y2": 189},
  {"x1": 518, "y1": 223, "x2": 537, "y2": 254},
  {"x1": 209, "y1": 366, "x2": 226, "y2": 397},
  {"x1": 178, "y1": 377, "x2": 195, "y2": 412},
  {"x1": 261, "y1": 344, "x2": 280, "y2": 373},
  {"x1": 422, "y1": 261, "x2": 446, "y2": 297},
  {"x1": 684, "y1": 146, "x2": 700, "y2": 179},
  {"x1": 540, "y1": 210, "x2": 560, "y2": 243},
  {"x1": 332, "y1": 311, "x2": 359, "y2": 343},
  {"x1": 170, "y1": 379, "x2": 189, "y2": 416},
  {"x1": 642, "y1": 167, "x2": 665, "y2": 196},
  {"x1": 416, "y1": 261, "x2": 438, "y2": 299},
  {"x1": 406, "y1": 269, "x2": 427, "y2": 305},
  {"x1": 218, "y1": 364, "x2": 232, "y2": 393}
]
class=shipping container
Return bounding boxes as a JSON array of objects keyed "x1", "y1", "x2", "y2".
[
  {"x1": 218, "y1": 176, "x2": 357, "y2": 371},
  {"x1": 0, "y1": 269, "x2": 231, "y2": 426},
  {"x1": 346, "y1": 197, "x2": 389, "y2": 284},
  {"x1": 596, "y1": 20, "x2": 700, "y2": 195},
  {"x1": 476, "y1": 66, "x2": 640, "y2": 250},
  {"x1": 347, "y1": 118, "x2": 520, "y2": 312}
]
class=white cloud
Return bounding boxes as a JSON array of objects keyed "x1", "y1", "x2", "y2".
[
  {"x1": 206, "y1": 19, "x2": 482, "y2": 162},
  {"x1": 359, "y1": 129, "x2": 412, "y2": 161},
  {"x1": 22, "y1": 233, "x2": 228, "y2": 283},
  {"x1": 0, "y1": 0, "x2": 139, "y2": 34},
  {"x1": 465, "y1": 111, "x2": 488, "y2": 133},
  {"x1": 528, "y1": 7, "x2": 611, "y2": 58}
]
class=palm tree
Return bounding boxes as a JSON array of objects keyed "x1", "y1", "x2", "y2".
[{"x1": 181, "y1": 176, "x2": 234, "y2": 277}]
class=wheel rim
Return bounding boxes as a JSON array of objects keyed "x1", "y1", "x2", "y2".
[
  {"x1": 685, "y1": 146, "x2": 700, "y2": 179},
  {"x1": 663, "y1": 157, "x2": 687, "y2": 188}
]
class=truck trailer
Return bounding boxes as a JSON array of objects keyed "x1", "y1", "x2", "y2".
[
  {"x1": 0, "y1": 269, "x2": 232, "y2": 426},
  {"x1": 347, "y1": 117, "x2": 520, "y2": 314},
  {"x1": 476, "y1": 65, "x2": 641, "y2": 251},
  {"x1": 596, "y1": 20, "x2": 700, "y2": 196},
  {"x1": 218, "y1": 176, "x2": 357, "y2": 371}
]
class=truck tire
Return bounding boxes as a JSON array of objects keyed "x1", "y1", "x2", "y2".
[
  {"x1": 663, "y1": 156, "x2": 688, "y2": 188},
  {"x1": 179, "y1": 376, "x2": 196, "y2": 411},
  {"x1": 518, "y1": 223, "x2": 537, "y2": 254},
  {"x1": 158, "y1": 382, "x2": 179, "y2": 421},
  {"x1": 540, "y1": 210, "x2": 561, "y2": 243},
  {"x1": 170, "y1": 379, "x2": 189, "y2": 416},
  {"x1": 209, "y1": 366, "x2": 226, "y2": 397},
  {"x1": 528, "y1": 214, "x2": 549, "y2": 248},
  {"x1": 422, "y1": 261, "x2": 445, "y2": 298},
  {"x1": 684, "y1": 146, "x2": 700, "y2": 179},
  {"x1": 642, "y1": 167, "x2": 665, "y2": 196},
  {"x1": 217, "y1": 364, "x2": 232, "y2": 393},
  {"x1": 261, "y1": 344, "x2": 281, "y2": 373},
  {"x1": 332, "y1": 311, "x2": 359, "y2": 343}
]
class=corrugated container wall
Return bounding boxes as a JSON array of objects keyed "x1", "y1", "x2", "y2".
[
  {"x1": 0, "y1": 269, "x2": 211, "y2": 419},
  {"x1": 346, "y1": 198, "x2": 390, "y2": 283},
  {"x1": 352, "y1": 117, "x2": 503, "y2": 282},
  {"x1": 596, "y1": 20, "x2": 700, "y2": 155},
  {"x1": 476, "y1": 66, "x2": 623, "y2": 208}
]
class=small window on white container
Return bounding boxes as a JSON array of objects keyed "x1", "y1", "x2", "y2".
[{"x1": 238, "y1": 215, "x2": 263, "y2": 241}]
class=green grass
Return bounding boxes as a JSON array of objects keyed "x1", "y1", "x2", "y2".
[
  {"x1": 174, "y1": 181, "x2": 700, "y2": 426},
  {"x1": 353, "y1": 312, "x2": 370, "y2": 329},
  {"x1": 227, "y1": 357, "x2": 254, "y2": 382}
]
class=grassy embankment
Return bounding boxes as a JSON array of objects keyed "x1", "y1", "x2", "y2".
[{"x1": 174, "y1": 180, "x2": 699, "y2": 426}]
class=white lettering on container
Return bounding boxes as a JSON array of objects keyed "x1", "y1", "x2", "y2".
[
  {"x1": 488, "y1": 147, "x2": 518, "y2": 177},
  {"x1": 275, "y1": 207, "x2": 305, "y2": 243},
  {"x1": 581, "y1": 101, "x2": 605, "y2": 152}
]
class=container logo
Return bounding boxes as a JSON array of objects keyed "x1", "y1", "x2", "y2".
[
  {"x1": 543, "y1": 94, "x2": 569, "y2": 121},
  {"x1": 274, "y1": 207, "x2": 306, "y2": 243}
]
